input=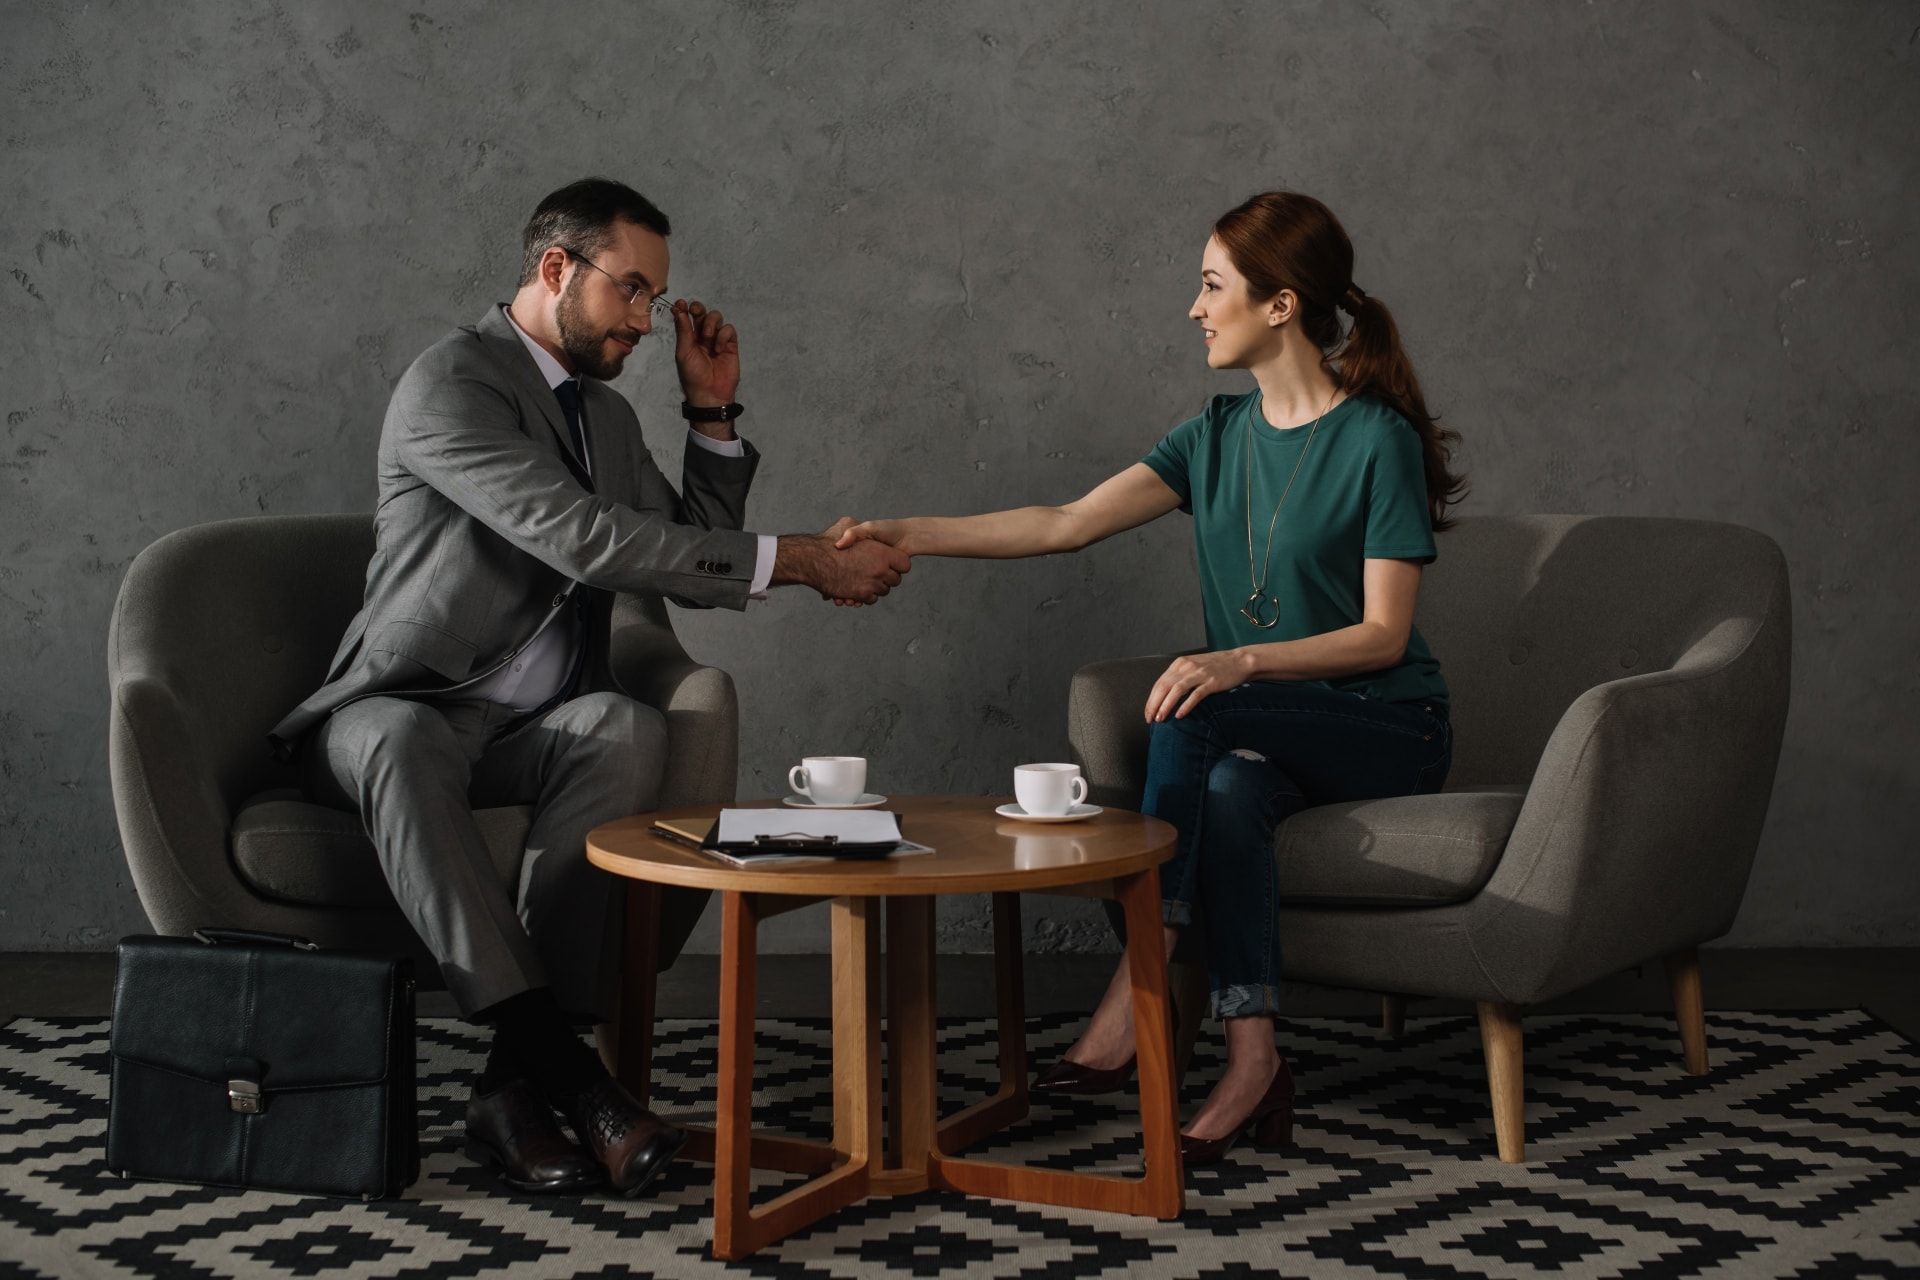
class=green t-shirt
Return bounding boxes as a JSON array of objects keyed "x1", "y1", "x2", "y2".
[{"x1": 1142, "y1": 390, "x2": 1448, "y2": 708}]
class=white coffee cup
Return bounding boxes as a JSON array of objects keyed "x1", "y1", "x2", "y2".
[
  {"x1": 1014, "y1": 762, "x2": 1088, "y2": 817},
  {"x1": 789, "y1": 756, "x2": 867, "y2": 806}
]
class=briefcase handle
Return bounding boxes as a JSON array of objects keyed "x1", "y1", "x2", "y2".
[{"x1": 192, "y1": 928, "x2": 320, "y2": 951}]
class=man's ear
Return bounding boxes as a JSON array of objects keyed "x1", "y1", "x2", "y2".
[{"x1": 540, "y1": 245, "x2": 571, "y2": 295}]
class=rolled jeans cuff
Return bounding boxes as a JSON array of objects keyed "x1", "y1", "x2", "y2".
[
  {"x1": 1212, "y1": 983, "x2": 1282, "y2": 1020},
  {"x1": 1161, "y1": 898, "x2": 1192, "y2": 928}
]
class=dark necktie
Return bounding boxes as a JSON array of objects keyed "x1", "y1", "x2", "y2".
[{"x1": 553, "y1": 378, "x2": 590, "y2": 476}]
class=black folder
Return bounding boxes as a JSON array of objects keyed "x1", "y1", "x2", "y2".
[{"x1": 649, "y1": 816, "x2": 905, "y2": 861}]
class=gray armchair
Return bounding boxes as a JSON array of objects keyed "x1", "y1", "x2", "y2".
[
  {"x1": 107, "y1": 513, "x2": 737, "y2": 990},
  {"x1": 1068, "y1": 515, "x2": 1791, "y2": 1161}
]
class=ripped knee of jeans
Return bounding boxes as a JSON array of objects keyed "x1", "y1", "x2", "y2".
[{"x1": 1228, "y1": 748, "x2": 1268, "y2": 763}]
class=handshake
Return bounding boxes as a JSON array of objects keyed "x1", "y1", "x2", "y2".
[{"x1": 770, "y1": 517, "x2": 909, "y2": 606}]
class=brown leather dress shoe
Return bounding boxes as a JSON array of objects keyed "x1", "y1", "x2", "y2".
[
  {"x1": 1178, "y1": 1057, "x2": 1295, "y2": 1166},
  {"x1": 466, "y1": 1079, "x2": 606, "y2": 1194},
  {"x1": 566, "y1": 1078, "x2": 689, "y2": 1198}
]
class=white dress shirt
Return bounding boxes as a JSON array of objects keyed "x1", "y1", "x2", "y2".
[{"x1": 467, "y1": 307, "x2": 774, "y2": 712}]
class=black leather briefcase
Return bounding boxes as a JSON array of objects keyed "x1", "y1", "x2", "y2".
[{"x1": 106, "y1": 930, "x2": 418, "y2": 1199}]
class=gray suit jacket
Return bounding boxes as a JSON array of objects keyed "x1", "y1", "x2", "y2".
[{"x1": 270, "y1": 305, "x2": 761, "y2": 751}]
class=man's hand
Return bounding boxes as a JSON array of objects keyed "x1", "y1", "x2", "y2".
[
  {"x1": 1144, "y1": 650, "x2": 1255, "y2": 722},
  {"x1": 828, "y1": 520, "x2": 910, "y2": 604},
  {"x1": 770, "y1": 517, "x2": 911, "y2": 605},
  {"x1": 672, "y1": 299, "x2": 740, "y2": 416}
]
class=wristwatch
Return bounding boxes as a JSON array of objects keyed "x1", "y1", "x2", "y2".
[{"x1": 681, "y1": 401, "x2": 745, "y2": 423}]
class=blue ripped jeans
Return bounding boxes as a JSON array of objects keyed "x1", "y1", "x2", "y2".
[{"x1": 1142, "y1": 681, "x2": 1452, "y2": 1020}]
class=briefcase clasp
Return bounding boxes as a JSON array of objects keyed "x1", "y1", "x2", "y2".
[{"x1": 228, "y1": 1079, "x2": 265, "y2": 1114}]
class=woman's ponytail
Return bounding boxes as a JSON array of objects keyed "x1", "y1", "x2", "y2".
[
  {"x1": 1213, "y1": 193, "x2": 1468, "y2": 531},
  {"x1": 1336, "y1": 288, "x2": 1468, "y2": 531}
]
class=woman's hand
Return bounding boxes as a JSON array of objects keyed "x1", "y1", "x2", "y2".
[
  {"x1": 835, "y1": 519, "x2": 910, "y2": 554},
  {"x1": 1144, "y1": 650, "x2": 1255, "y2": 722}
]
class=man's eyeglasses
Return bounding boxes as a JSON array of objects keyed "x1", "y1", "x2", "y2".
[{"x1": 561, "y1": 246, "x2": 671, "y2": 333}]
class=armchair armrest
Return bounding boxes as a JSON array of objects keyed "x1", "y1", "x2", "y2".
[
  {"x1": 604, "y1": 592, "x2": 740, "y2": 972},
  {"x1": 607, "y1": 593, "x2": 739, "y2": 808},
  {"x1": 1469, "y1": 586, "x2": 1791, "y2": 1003},
  {"x1": 109, "y1": 674, "x2": 252, "y2": 934},
  {"x1": 1067, "y1": 654, "x2": 1177, "y2": 809}
]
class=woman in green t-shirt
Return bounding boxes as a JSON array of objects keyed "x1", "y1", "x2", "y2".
[{"x1": 838, "y1": 192, "x2": 1467, "y2": 1167}]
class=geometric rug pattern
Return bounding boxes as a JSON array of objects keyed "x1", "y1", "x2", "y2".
[{"x1": 2, "y1": 1011, "x2": 1916, "y2": 1278}]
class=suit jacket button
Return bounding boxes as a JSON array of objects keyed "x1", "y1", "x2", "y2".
[
  {"x1": 551, "y1": 592, "x2": 566, "y2": 608},
  {"x1": 718, "y1": 562, "x2": 733, "y2": 574},
  {"x1": 696, "y1": 560, "x2": 709, "y2": 573}
]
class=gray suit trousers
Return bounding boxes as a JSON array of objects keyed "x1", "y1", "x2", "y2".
[{"x1": 301, "y1": 691, "x2": 667, "y2": 1018}]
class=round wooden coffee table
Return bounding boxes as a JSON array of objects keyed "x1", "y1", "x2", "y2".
[{"x1": 588, "y1": 794, "x2": 1181, "y2": 1260}]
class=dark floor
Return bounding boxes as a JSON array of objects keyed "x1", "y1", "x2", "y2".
[{"x1": 5, "y1": 948, "x2": 1916, "y2": 1040}]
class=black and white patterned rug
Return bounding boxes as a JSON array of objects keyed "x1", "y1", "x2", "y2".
[{"x1": 2, "y1": 1010, "x2": 1916, "y2": 1278}]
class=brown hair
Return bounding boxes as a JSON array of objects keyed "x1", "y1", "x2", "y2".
[
  {"x1": 1212, "y1": 192, "x2": 1467, "y2": 530},
  {"x1": 518, "y1": 178, "x2": 671, "y2": 287}
]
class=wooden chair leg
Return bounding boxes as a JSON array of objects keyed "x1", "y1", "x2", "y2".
[
  {"x1": 1381, "y1": 994, "x2": 1406, "y2": 1038},
  {"x1": 1665, "y1": 947, "x2": 1710, "y2": 1075},
  {"x1": 1476, "y1": 1001, "x2": 1525, "y2": 1163}
]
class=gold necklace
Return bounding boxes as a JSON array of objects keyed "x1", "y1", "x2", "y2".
[{"x1": 1240, "y1": 388, "x2": 1336, "y2": 629}]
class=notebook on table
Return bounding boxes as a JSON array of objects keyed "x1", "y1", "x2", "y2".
[{"x1": 649, "y1": 809, "x2": 930, "y2": 865}]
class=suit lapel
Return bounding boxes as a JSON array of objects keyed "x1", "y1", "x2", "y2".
[{"x1": 474, "y1": 306, "x2": 595, "y2": 492}]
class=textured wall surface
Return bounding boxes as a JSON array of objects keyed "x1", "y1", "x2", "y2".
[{"x1": 3, "y1": 2, "x2": 1915, "y2": 953}]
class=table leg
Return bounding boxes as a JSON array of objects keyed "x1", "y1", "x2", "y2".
[
  {"x1": 712, "y1": 889, "x2": 760, "y2": 1260},
  {"x1": 712, "y1": 892, "x2": 879, "y2": 1262},
  {"x1": 1119, "y1": 868, "x2": 1184, "y2": 1216},
  {"x1": 936, "y1": 891, "x2": 1030, "y2": 1154},
  {"x1": 992, "y1": 891, "x2": 1029, "y2": 1094},
  {"x1": 832, "y1": 896, "x2": 884, "y2": 1165},
  {"x1": 884, "y1": 896, "x2": 936, "y2": 1191},
  {"x1": 929, "y1": 870, "x2": 1184, "y2": 1218},
  {"x1": 614, "y1": 881, "x2": 661, "y2": 1105}
]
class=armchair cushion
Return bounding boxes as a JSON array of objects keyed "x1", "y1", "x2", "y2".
[
  {"x1": 231, "y1": 797, "x2": 531, "y2": 910},
  {"x1": 1275, "y1": 786, "x2": 1525, "y2": 907}
]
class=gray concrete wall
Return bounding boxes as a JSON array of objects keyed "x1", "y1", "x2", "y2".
[{"x1": 3, "y1": 2, "x2": 1914, "y2": 953}]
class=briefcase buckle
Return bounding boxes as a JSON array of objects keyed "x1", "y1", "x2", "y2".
[{"x1": 228, "y1": 1079, "x2": 265, "y2": 1114}]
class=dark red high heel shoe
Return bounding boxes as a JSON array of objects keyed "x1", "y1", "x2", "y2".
[
  {"x1": 1031, "y1": 1054, "x2": 1136, "y2": 1095},
  {"x1": 1178, "y1": 1057, "x2": 1294, "y2": 1166},
  {"x1": 1031, "y1": 995, "x2": 1178, "y2": 1096}
]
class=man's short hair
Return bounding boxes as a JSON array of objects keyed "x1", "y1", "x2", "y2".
[{"x1": 518, "y1": 178, "x2": 671, "y2": 286}]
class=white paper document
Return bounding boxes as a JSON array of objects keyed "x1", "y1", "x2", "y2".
[{"x1": 714, "y1": 808, "x2": 903, "y2": 846}]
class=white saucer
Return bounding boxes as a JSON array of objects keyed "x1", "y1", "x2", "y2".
[
  {"x1": 995, "y1": 802, "x2": 1103, "y2": 824},
  {"x1": 783, "y1": 793, "x2": 889, "y2": 810}
]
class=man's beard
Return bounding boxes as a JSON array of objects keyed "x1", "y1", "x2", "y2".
[{"x1": 554, "y1": 274, "x2": 637, "y2": 380}]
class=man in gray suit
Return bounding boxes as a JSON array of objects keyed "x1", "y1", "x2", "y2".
[{"x1": 270, "y1": 178, "x2": 909, "y2": 1199}]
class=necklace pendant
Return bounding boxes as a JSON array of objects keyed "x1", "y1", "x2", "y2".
[{"x1": 1239, "y1": 591, "x2": 1281, "y2": 630}]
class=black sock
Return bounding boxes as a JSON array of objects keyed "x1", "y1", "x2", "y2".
[
  {"x1": 474, "y1": 987, "x2": 607, "y2": 1105},
  {"x1": 476, "y1": 1037, "x2": 523, "y2": 1095}
]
